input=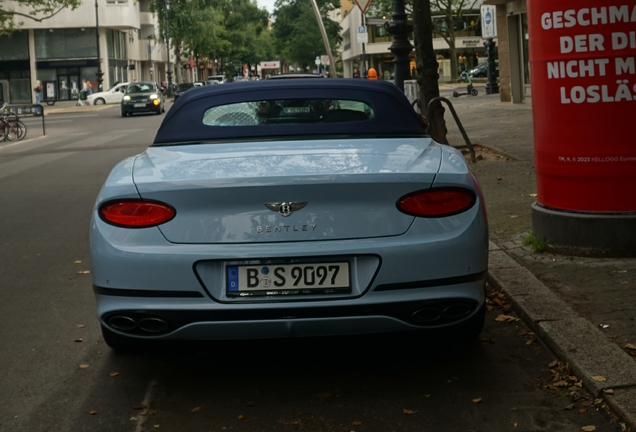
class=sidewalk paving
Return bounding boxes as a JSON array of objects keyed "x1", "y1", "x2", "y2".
[
  {"x1": 34, "y1": 89, "x2": 636, "y2": 429},
  {"x1": 448, "y1": 92, "x2": 636, "y2": 429}
]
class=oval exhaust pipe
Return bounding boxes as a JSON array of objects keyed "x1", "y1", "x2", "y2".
[
  {"x1": 412, "y1": 308, "x2": 442, "y2": 324},
  {"x1": 138, "y1": 317, "x2": 169, "y2": 333},
  {"x1": 109, "y1": 316, "x2": 137, "y2": 331},
  {"x1": 443, "y1": 303, "x2": 472, "y2": 320}
]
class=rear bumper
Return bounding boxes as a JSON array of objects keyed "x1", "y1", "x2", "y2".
[{"x1": 95, "y1": 280, "x2": 486, "y2": 340}]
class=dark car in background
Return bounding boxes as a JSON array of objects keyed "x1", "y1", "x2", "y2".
[
  {"x1": 467, "y1": 60, "x2": 499, "y2": 79},
  {"x1": 173, "y1": 82, "x2": 195, "y2": 102},
  {"x1": 120, "y1": 82, "x2": 166, "y2": 117}
]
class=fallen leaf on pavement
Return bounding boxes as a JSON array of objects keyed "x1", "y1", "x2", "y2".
[
  {"x1": 564, "y1": 404, "x2": 575, "y2": 410},
  {"x1": 77, "y1": 270, "x2": 91, "y2": 274},
  {"x1": 352, "y1": 421, "x2": 363, "y2": 426},
  {"x1": 509, "y1": 215, "x2": 520, "y2": 219},
  {"x1": 403, "y1": 409, "x2": 418, "y2": 415},
  {"x1": 472, "y1": 398, "x2": 483, "y2": 404},
  {"x1": 625, "y1": 343, "x2": 636, "y2": 350},
  {"x1": 529, "y1": 193, "x2": 537, "y2": 197},
  {"x1": 592, "y1": 376, "x2": 607, "y2": 382},
  {"x1": 77, "y1": 324, "x2": 86, "y2": 328},
  {"x1": 109, "y1": 371, "x2": 120, "y2": 377},
  {"x1": 89, "y1": 410, "x2": 98, "y2": 415},
  {"x1": 74, "y1": 338, "x2": 83, "y2": 343},
  {"x1": 190, "y1": 406, "x2": 202, "y2": 412},
  {"x1": 132, "y1": 404, "x2": 147, "y2": 410},
  {"x1": 74, "y1": 260, "x2": 82, "y2": 264},
  {"x1": 238, "y1": 415, "x2": 245, "y2": 420},
  {"x1": 579, "y1": 408, "x2": 588, "y2": 414},
  {"x1": 495, "y1": 314, "x2": 518, "y2": 323},
  {"x1": 603, "y1": 389, "x2": 614, "y2": 395},
  {"x1": 79, "y1": 364, "x2": 89, "y2": 369},
  {"x1": 154, "y1": 424, "x2": 160, "y2": 429},
  {"x1": 582, "y1": 426, "x2": 596, "y2": 431}
]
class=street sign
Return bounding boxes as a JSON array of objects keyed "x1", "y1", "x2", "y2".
[
  {"x1": 260, "y1": 61, "x2": 280, "y2": 69},
  {"x1": 321, "y1": 55, "x2": 330, "y2": 66},
  {"x1": 353, "y1": 0, "x2": 371, "y2": 14},
  {"x1": 315, "y1": 56, "x2": 321, "y2": 66},
  {"x1": 481, "y1": 5, "x2": 497, "y2": 39},
  {"x1": 357, "y1": 25, "x2": 368, "y2": 43}
]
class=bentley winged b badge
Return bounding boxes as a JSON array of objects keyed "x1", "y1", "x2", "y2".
[{"x1": 264, "y1": 202, "x2": 308, "y2": 217}]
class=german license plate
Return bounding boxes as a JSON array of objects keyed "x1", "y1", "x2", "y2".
[
  {"x1": 227, "y1": 262, "x2": 350, "y2": 295},
  {"x1": 134, "y1": 103, "x2": 146, "y2": 108}
]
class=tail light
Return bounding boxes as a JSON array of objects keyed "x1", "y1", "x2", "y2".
[
  {"x1": 397, "y1": 188, "x2": 476, "y2": 217},
  {"x1": 99, "y1": 200, "x2": 176, "y2": 228}
]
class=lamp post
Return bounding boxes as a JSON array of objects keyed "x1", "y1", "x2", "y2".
[
  {"x1": 94, "y1": 0, "x2": 104, "y2": 91},
  {"x1": 147, "y1": 35, "x2": 154, "y2": 81},
  {"x1": 164, "y1": 0, "x2": 173, "y2": 96},
  {"x1": 384, "y1": 0, "x2": 413, "y2": 91}
]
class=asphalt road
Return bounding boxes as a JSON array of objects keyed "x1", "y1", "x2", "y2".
[{"x1": 0, "y1": 100, "x2": 624, "y2": 432}]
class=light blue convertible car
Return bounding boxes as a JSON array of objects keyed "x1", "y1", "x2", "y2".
[{"x1": 90, "y1": 79, "x2": 488, "y2": 350}]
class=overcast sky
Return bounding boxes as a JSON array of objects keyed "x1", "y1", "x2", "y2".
[{"x1": 257, "y1": 0, "x2": 276, "y2": 13}]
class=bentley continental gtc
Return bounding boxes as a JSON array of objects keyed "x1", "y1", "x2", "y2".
[{"x1": 90, "y1": 79, "x2": 488, "y2": 350}]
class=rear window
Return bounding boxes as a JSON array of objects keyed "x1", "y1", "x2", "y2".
[{"x1": 202, "y1": 99, "x2": 374, "y2": 127}]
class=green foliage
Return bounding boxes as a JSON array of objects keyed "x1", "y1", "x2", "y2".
[
  {"x1": 150, "y1": 0, "x2": 274, "y2": 78},
  {"x1": 272, "y1": 0, "x2": 341, "y2": 69},
  {"x1": 523, "y1": 232, "x2": 549, "y2": 253},
  {"x1": 0, "y1": 0, "x2": 80, "y2": 34}
]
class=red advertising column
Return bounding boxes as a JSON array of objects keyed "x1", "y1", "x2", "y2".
[{"x1": 528, "y1": 1, "x2": 636, "y2": 253}]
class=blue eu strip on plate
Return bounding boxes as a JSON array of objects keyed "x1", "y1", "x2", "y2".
[{"x1": 227, "y1": 266, "x2": 239, "y2": 291}]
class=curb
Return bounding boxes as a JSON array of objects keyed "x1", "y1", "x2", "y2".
[
  {"x1": 43, "y1": 105, "x2": 115, "y2": 116},
  {"x1": 487, "y1": 241, "x2": 636, "y2": 429}
]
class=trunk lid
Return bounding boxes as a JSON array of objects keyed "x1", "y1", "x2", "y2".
[{"x1": 133, "y1": 139, "x2": 441, "y2": 244}]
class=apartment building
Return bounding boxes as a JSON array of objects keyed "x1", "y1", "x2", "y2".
[
  {"x1": 0, "y1": 0, "x2": 172, "y2": 104},
  {"x1": 340, "y1": 0, "x2": 491, "y2": 82}
]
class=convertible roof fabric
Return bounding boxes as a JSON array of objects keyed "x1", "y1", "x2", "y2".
[{"x1": 153, "y1": 79, "x2": 426, "y2": 145}]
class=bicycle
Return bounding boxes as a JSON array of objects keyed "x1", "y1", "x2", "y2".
[{"x1": 0, "y1": 109, "x2": 28, "y2": 142}]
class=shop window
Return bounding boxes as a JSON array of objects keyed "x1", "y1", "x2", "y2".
[
  {"x1": 0, "y1": 31, "x2": 29, "y2": 61},
  {"x1": 35, "y1": 29, "x2": 97, "y2": 59}
]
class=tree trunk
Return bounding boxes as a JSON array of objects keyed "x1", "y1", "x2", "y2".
[
  {"x1": 412, "y1": 0, "x2": 448, "y2": 144},
  {"x1": 174, "y1": 42, "x2": 182, "y2": 84}
]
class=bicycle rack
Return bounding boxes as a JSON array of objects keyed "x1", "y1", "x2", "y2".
[{"x1": 426, "y1": 97, "x2": 476, "y2": 163}]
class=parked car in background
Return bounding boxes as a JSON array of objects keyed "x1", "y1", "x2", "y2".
[
  {"x1": 86, "y1": 82, "x2": 129, "y2": 106},
  {"x1": 120, "y1": 81, "x2": 165, "y2": 117},
  {"x1": 92, "y1": 79, "x2": 488, "y2": 350},
  {"x1": 467, "y1": 60, "x2": 499, "y2": 79},
  {"x1": 267, "y1": 73, "x2": 324, "y2": 79},
  {"x1": 207, "y1": 75, "x2": 225, "y2": 85},
  {"x1": 173, "y1": 82, "x2": 195, "y2": 102}
]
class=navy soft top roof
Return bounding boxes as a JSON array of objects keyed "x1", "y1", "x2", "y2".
[{"x1": 153, "y1": 79, "x2": 425, "y2": 145}]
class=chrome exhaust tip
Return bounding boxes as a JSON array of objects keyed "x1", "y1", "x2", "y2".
[
  {"x1": 412, "y1": 308, "x2": 442, "y2": 324},
  {"x1": 443, "y1": 303, "x2": 472, "y2": 320},
  {"x1": 138, "y1": 317, "x2": 169, "y2": 333},
  {"x1": 109, "y1": 316, "x2": 137, "y2": 331}
]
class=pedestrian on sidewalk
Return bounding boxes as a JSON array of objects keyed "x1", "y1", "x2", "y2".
[
  {"x1": 33, "y1": 80, "x2": 42, "y2": 104},
  {"x1": 366, "y1": 68, "x2": 378, "y2": 80},
  {"x1": 77, "y1": 80, "x2": 88, "y2": 106}
]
